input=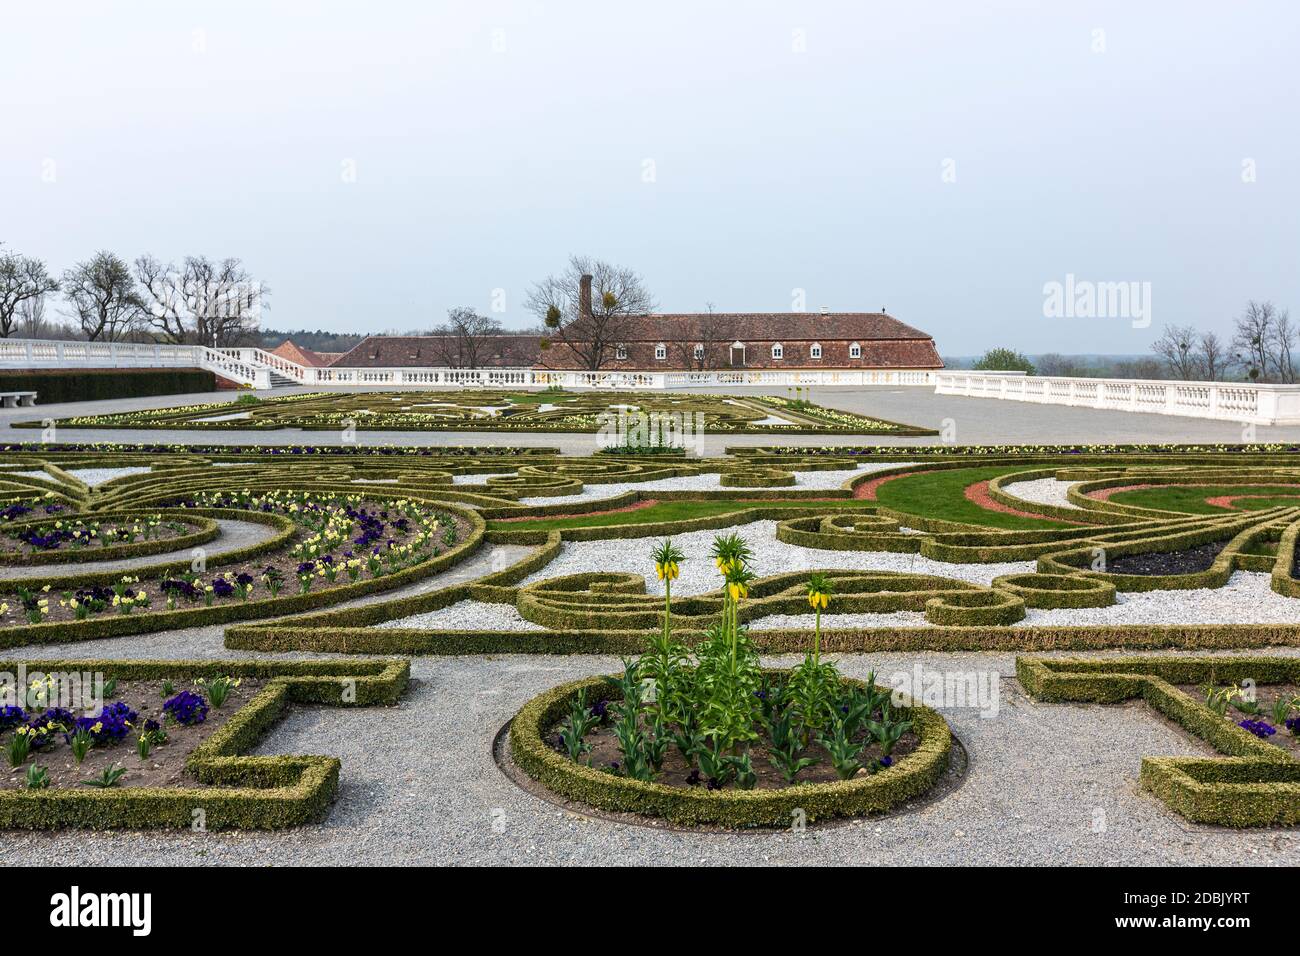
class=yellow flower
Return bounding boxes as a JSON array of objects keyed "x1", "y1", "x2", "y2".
[{"x1": 727, "y1": 581, "x2": 748, "y2": 601}]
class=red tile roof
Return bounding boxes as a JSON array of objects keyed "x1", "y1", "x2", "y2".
[
  {"x1": 325, "y1": 313, "x2": 941, "y2": 370},
  {"x1": 271, "y1": 340, "x2": 333, "y2": 367}
]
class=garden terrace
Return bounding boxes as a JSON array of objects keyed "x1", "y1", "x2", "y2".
[
  {"x1": 25, "y1": 389, "x2": 935, "y2": 436},
  {"x1": 211, "y1": 454, "x2": 1300, "y2": 659},
  {"x1": 6, "y1": 442, "x2": 1300, "y2": 846}
]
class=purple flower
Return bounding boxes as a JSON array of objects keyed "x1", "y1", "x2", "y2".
[
  {"x1": 162, "y1": 690, "x2": 209, "y2": 726},
  {"x1": 1238, "y1": 719, "x2": 1276, "y2": 738},
  {"x1": 0, "y1": 705, "x2": 26, "y2": 731}
]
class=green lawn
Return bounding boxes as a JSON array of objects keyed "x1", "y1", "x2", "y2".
[
  {"x1": 487, "y1": 498, "x2": 879, "y2": 532},
  {"x1": 871, "y1": 466, "x2": 1073, "y2": 530},
  {"x1": 1106, "y1": 484, "x2": 1300, "y2": 515}
]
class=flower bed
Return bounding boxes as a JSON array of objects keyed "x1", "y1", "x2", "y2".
[
  {"x1": 0, "y1": 657, "x2": 409, "y2": 829},
  {"x1": 507, "y1": 538, "x2": 949, "y2": 826}
]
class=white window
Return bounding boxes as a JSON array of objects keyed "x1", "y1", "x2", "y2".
[
  {"x1": 849, "y1": 342, "x2": 861, "y2": 359},
  {"x1": 810, "y1": 343, "x2": 822, "y2": 359},
  {"x1": 771, "y1": 343, "x2": 784, "y2": 360},
  {"x1": 654, "y1": 343, "x2": 666, "y2": 360},
  {"x1": 616, "y1": 344, "x2": 628, "y2": 360},
  {"x1": 693, "y1": 344, "x2": 704, "y2": 359}
]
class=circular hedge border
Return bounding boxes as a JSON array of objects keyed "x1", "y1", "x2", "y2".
[
  {"x1": 924, "y1": 589, "x2": 1026, "y2": 626},
  {"x1": 508, "y1": 672, "x2": 952, "y2": 828},
  {"x1": 720, "y1": 468, "x2": 796, "y2": 488},
  {"x1": 991, "y1": 572, "x2": 1117, "y2": 609}
]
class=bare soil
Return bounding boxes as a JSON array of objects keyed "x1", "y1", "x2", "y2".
[
  {"x1": 2, "y1": 678, "x2": 264, "y2": 790},
  {"x1": 549, "y1": 714, "x2": 919, "y2": 791},
  {"x1": 1108, "y1": 540, "x2": 1226, "y2": 575}
]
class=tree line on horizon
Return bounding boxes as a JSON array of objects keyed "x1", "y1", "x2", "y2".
[{"x1": 965, "y1": 300, "x2": 1295, "y2": 384}]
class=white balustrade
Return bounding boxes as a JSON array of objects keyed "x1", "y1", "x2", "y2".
[{"x1": 934, "y1": 371, "x2": 1300, "y2": 426}]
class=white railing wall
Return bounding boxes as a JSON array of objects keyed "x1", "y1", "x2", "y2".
[
  {"x1": 7, "y1": 336, "x2": 1300, "y2": 424},
  {"x1": 0, "y1": 338, "x2": 938, "y2": 392},
  {"x1": 934, "y1": 371, "x2": 1300, "y2": 426}
]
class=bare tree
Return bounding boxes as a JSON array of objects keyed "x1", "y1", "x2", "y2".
[
  {"x1": 668, "y1": 311, "x2": 739, "y2": 369},
  {"x1": 1231, "y1": 300, "x2": 1279, "y2": 382},
  {"x1": 61, "y1": 251, "x2": 147, "y2": 341},
  {"x1": 0, "y1": 248, "x2": 60, "y2": 338},
  {"x1": 17, "y1": 293, "x2": 50, "y2": 338},
  {"x1": 1194, "y1": 330, "x2": 1229, "y2": 381},
  {"x1": 525, "y1": 255, "x2": 656, "y2": 370},
  {"x1": 1272, "y1": 309, "x2": 1297, "y2": 384},
  {"x1": 429, "y1": 306, "x2": 503, "y2": 368},
  {"x1": 1151, "y1": 324, "x2": 1199, "y2": 379},
  {"x1": 135, "y1": 254, "x2": 267, "y2": 346}
]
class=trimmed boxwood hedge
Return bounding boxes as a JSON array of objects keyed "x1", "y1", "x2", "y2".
[
  {"x1": 0, "y1": 368, "x2": 217, "y2": 404},
  {"x1": 0, "y1": 657, "x2": 409, "y2": 829},
  {"x1": 1016, "y1": 655, "x2": 1299, "y2": 827},
  {"x1": 719, "y1": 468, "x2": 796, "y2": 488},
  {"x1": 508, "y1": 672, "x2": 951, "y2": 827},
  {"x1": 227, "y1": 620, "x2": 1300, "y2": 656},
  {"x1": 990, "y1": 572, "x2": 1116, "y2": 609}
]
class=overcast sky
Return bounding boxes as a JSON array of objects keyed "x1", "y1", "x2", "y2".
[{"x1": 2, "y1": 1, "x2": 1296, "y2": 355}]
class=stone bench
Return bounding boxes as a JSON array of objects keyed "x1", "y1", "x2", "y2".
[{"x1": 0, "y1": 392, "x2": 37, "y2": 408}]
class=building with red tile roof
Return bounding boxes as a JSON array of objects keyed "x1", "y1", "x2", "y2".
[{"x1": 326, "y1": 311, "x2": 940, "y2": 372}]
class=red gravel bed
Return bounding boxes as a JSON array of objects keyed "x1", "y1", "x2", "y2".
[{"x1": 963, "y1": 480, "x2": 1090, "y2": 525}]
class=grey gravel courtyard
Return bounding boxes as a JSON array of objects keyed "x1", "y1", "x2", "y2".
[{"x1": 1, "y1": 624, "x2": 1297, "y2": 866}]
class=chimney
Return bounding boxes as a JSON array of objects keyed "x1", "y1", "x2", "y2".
[{"x1": 579, "y1": 274, "x2": 593, "y2": 320}]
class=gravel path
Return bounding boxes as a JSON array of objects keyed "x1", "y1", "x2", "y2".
[
  {"x1": 517, "y1": 462, "x2": 913, "y2": 507},
  {"x1": 516, "y1": 520, "x2": 1035, "y2": 595},
  {"x1": 1000, "y1": 477, "x2": 1083, "y2": 510},
  {"x1": 746, "y1": 572, "x2": 1300, "y2": 629},
  {"x1": 0, "y1": 643, "x2": 1297, "y2": 865},
  {"x1": 377, "y1": 599, "x2": 547, "y2": 631}
]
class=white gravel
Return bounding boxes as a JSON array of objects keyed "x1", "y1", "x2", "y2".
[
  {"x1": 999, "y1": 477, "x2": 1082, "y2": 510},
  {"x1": 752, "y1": 572, "x2": 1300, "y2": 629},
  {"x1": 516, "y1": 519, "x2": 1033, "y2": 596},
  {"x1": 65, "y1": 466, "x2": 152, "y2": 486},
  {"x1": 376, "y1": 600, "x2": 548, "y2": 631},
  {"x1": 385, "y1": 573, "x2": 1300, "y2": 633},
  {"x1": 518, "y1": 461, "x2": 915, "y2": 507},
  {"x1": 452, "y1": 473, "x2": 516, "y2": 485}
]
